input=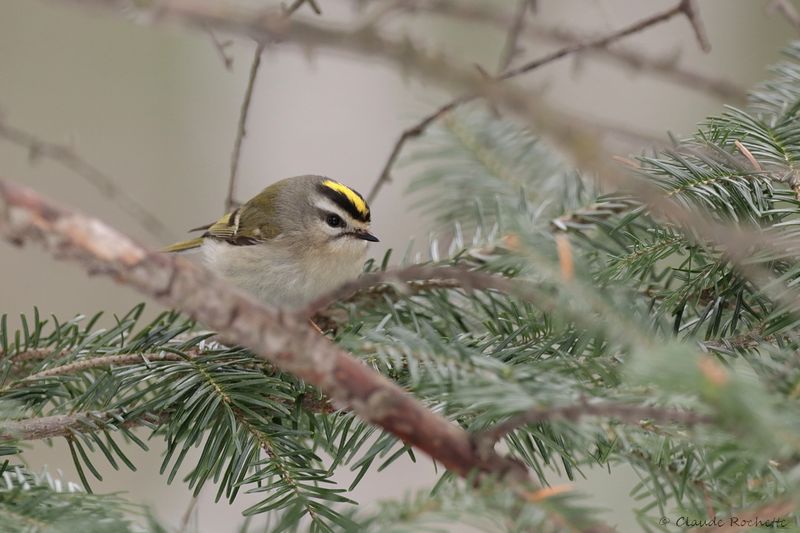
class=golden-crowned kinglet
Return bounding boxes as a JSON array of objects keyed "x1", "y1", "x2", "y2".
[{"x1": 164, "y1": 175, "x2": 378, "y2": 309}]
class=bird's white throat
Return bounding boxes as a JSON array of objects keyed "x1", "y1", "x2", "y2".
[{"x1": 202, "y1": 238, "x2": 366, "y2": 309}]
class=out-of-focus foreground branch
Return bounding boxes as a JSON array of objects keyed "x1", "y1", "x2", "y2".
[
  {"x1": 39, "y1": 0, "x2": 800, "y2": 338},
  {"x1": 0, "y1": 178, "x2": 527, "y2": 482}
]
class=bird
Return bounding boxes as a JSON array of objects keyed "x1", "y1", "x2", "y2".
[{"x1": 163, "y1": 175, "x2": 378, "y2": 310}]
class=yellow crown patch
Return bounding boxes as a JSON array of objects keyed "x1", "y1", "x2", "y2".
[{"x1": 321, "y1": 179, "x2": 368, "y2": 216}]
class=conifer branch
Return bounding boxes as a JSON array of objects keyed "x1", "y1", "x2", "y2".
[
  {"x1": 0, "y1": 411, "x2": 163, "y2": 441},
  {"x1": 1, "y1": 348, "x2": 63, "y2": 363},
  {"x1": 304, "y1": 265, "x2": 537, "y2": 316},
  {"x1": 0, "y1": 178, "x2": 527, "y2": 482},
  {"x1": 475, "y1": 399, "x2": 714, "y2": 453},
  {"x1": 21, "y1": 352, "x2": 193, "y2": 381}
]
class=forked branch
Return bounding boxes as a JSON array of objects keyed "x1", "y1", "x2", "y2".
[{"x1": 0, "y1": 178, "x2": 526, "y2": 482}]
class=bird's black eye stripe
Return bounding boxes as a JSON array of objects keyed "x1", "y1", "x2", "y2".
[{"x1": 326, "y1": 213, "x2": 343, "y2": 228}]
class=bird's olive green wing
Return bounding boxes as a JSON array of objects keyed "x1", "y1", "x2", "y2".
[{"x1": 163, "y1": 184, "x2": 281, "y2": 252}]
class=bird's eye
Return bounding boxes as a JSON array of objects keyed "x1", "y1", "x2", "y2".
[{"x1": 326, "y1": 214, "x2": 343, "y2": 228}]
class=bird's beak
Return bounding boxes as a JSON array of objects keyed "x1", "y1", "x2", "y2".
[{"x1": 354, "y1": 230, "x2": 379, "y2": 242}]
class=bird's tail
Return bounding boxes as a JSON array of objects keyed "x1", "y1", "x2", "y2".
[{"x1": 162, "y1": 237, "x2": 204, "y2": 253}]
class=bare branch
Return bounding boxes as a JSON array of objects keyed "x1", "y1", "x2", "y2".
[
  {"x1": 366, "y1": 0, "x2": 709, "y2": 202},
  {"x1": 225, "y1": 0, "x2": 323, "y2": 211},
  {"x1": 227, "y1": 41, "x2": 266, "y2": 212},
  {"x1": 768, "y1": 0, "x2": 800, "y2": 30},
  {"x1": 533, "y1": 26, "x2": 743, "y2": 101},
  {"x1": 387, "y1": 1, "x2": 742, "y2": 100},
  {"x1": 0, "y1": 120, "x2": 174, "y2": 242},
  {"x1": 496, "y1": 0, "x2": 531, "y2": 72},
  {"x1": 0, "y1": 178, "x2": 526, "y2": 481},
  {"x1": 38, "y1": 0, "x2": 794, "y2": 315},
  {"x1": 367, "y1": 95, "x2": 468, "y2": 202},
  {"x1": 498, "y1": 0, "x2": 700, "y2": 82},
  {"x1": 204, "y1": 26, "x2": 234, "y2": 70},
  {"x1": 679, "y1": 0, "x2": 711, "y2": 52},
  {"x1": 286, "y1": 0, "x2": 322, "y2": 15}
]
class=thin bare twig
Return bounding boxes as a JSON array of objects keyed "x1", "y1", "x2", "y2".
[
  {"x1": 225, "y1": 0, "x2": 322, "y2": 211},
  {"x1": 496, "y1": 0, "x2": 531, "y2": 72},
  {"x1": 0, "y1": 178, "x2": 526, "y2": 481},
  {"x1": 178, "y1": 488, "x2": 203, "y2": 533},
  {"x1": 205, "y1": 26, "x2": 234, "y2": 70},
  {"x1": 377, "y1": 0, "x2": 742, "y2": 101},
  {"x1": 49, "y1": 0, "x2": 796, "y2": 315},
  {"x1": 366, "y1": 0, "x2": 710, "y2": 202},
  {"x1": 679, "y1": 0, "x2": 711, "y2": 52},
  {"x1": 768, "y1": 0, "x2": 800, "y2": 29},
  {"x1": 226, "y1": 41, "x2": 265, "y2": 212},
  {"x1": 533, "y1": 25, "x2": 743, "y2": 101},
  {"x1": 0, "y1": 120, "x2": 173, "y2": 242},
  {"x1": 286, "y1": 0, "x2": 322, "y2": 15}
]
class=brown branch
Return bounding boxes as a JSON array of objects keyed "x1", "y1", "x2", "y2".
[
  {"x1": 0, "y1": 178, "x2": 526, "y2": 481},
  {"x1": 204, "y1": 26, "x2": 234, "y2": 70},
  {"x1": 2, "y1": 401, "x2": 333, "y2": 445},
  {"x1": 498, "y1": 0, "x2": 702, "y2": 82},
  {"x1": 365, "y1": 0, "x2": 708, "y2": 202},
  {"x1": 534, "y1": 26, "x2": 743, "y2": 102},
  {"x1": 1, "y1": 396, "x2": 333, "y2": 443},
  {"x1": 303, "y1": 265, "x2": 534, "y2": 317},
  {"x1": 1, "y1": 348, "x2": 62, "y2": 363},
  {"x1": 390, "y1": 0, "x2": 742, "y2": 100},
  {"x1": 474, "y1": 400, "x2": 713, "y2": 454},
  {"x1": 0, "y1": 120, "x2": 174, "y2": 242},
  {"x1": 65, "y1": 0, "x2": 798, "y2": 319},
  {"x1": 0, "y1": 410, "x2": 162, "y2": 441},
  {"x1": 21, "y1": 352, "x2": 193, "y2": 381}
]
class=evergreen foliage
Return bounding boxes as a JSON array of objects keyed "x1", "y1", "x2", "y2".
[{"x1": 4, "y1": 39, "x2": 800, "y2": 533}]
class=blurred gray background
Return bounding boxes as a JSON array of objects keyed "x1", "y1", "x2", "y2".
[{"x1": 0, "y1": 0, "x2": 795, "y2": 531}]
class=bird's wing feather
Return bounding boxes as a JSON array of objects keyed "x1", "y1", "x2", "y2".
[
  {"x1": 204, "y1": 204, "x2": 280, "y2": 245},
  {"x1": 163, "y1": 184, "x2": 282, "y2": 252},
  {"x1": 162, "y1": 237, "x2": 204, "y2": 253}
]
